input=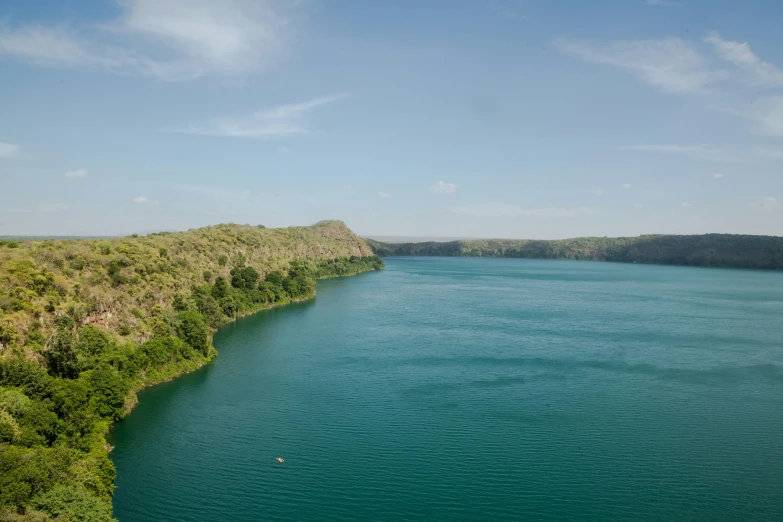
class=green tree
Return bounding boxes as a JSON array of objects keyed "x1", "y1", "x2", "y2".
[
  {"x1": 212, "y1": 277, "x2": 228, "y2": 299},
  {"x1": 219, "y1": 295, "x2": 238, "y2": 317},
  {"x1": 176, "y1": 311, "x2": 210, "y2": 355},
  {"x1": 230, "y1": 266, "x2": 260, "y2": 289},
  {"x1": 89, "y1": 366, "x2": 129, "y2": 421},
  {"x1": 75, "y1": 325, "x2": 111, "y2": 357},
  {"x1": 45, "y1": 316, "x2": 78, "y2": 379}
]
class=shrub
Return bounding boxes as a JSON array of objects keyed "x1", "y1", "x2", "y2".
[
  {"x1": 68, "y1": 256, "x2": 86, "y2": 270},
  {"x1": 30, "y1": 485, "x2": 113, "y2": 522}
]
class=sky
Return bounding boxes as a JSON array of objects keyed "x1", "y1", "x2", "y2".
[{"x1": 1, "y1": 0, "x2": 782, "y2": 239}]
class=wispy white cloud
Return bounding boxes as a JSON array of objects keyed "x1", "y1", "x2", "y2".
[
  {"x1": 680, "y1": 201, "x2": 692, "y2": 208},
  {"x1": 714, "y1": 97, "x2": 783, "y2": 137},
  {"x1": 0, "y1": 0, "x2": 289, "y2": 81},
  {"x1": 698, "y1": 34, "x2": 783, "y2": 136},
  {"x1": 704, "y1": 32, "x2": 783, "y2": 88},
  {"x1": 133, "y1": 196, "x2": 149, "y2": 204},
  {"x1": 750, "y1": 196, "x2": 778, "y2": 210},
  {"x1": 428, "y1": 181, "x2": 458, "y2": 194},
  {"x1": 64, "y1": 168, "x2": 87, "y2": 179},
  {"x1": 633, "y1": 203, "x2": 645, "y2": 208},
  {"x1": 277, "y1": 146, "x2": 292, "y2": 153},
  {"x1": 172, "y1": 184, "x2": 250, "y2": 199},
  {"x1": 38, "y1": 203, "x2": 68, "y2": 212},
  {"x1": 555, "y1": 37, "x2": 725, "y2": 94},
  {"x1": 558, "y1": 31, "x2": 783, "y2": 142},
  {"x1": 713, "y1": 173, "x2": 724, "y2": 179},
  {"x1": 0, "y1": 26, "x2": 132, "y2": 71},
  {"x1": 622, "y1": 184, "x2": 632, "y2": 189},
  {"x1": 377, "y1": 191, "x2": 391, "y2": 199},
  {"x1": 622, "y1": 144, "x2": 749, "y2": 162},
  {"x1": 452, "y1": 202, "x2": 594, "y2": 218},
  {"x1": 628, "y1": 143, "x2": 783, "y2": 162},
  {"x1": 0, "y1": 142, "x2": 20, "y2": 158},
  {"x1": 169, "y1": 94, "x2": 347, "y2": 138},
  {"x1": 591, "y1": 189, "x2": 605, "y2": 196},
  {"x1": 755, "y1": 147, "x2": 783, "y2": 158}
]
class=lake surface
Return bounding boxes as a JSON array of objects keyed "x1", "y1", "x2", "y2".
[{"x1": 111, "y1": 258, "x2": 783, "y2": 521}]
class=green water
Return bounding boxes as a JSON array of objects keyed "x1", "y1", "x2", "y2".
[{"x1": 110, "y1": 258, "x2": 783, "y2": 521}]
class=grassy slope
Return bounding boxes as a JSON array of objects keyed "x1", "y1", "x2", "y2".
[
  {"x1": 1, "y1": 221, "x2": 373, "y2": 350},
  {"x1": 368, "y1": 233, "x2": 783, "y2": 270},
  {"x1": 0, "y1": 221, "x2": 381, "y2": 521}
]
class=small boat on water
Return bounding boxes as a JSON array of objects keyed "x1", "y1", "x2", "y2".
[{"x1": 276, "y1": 457, "x2": 285, "y2": 463}]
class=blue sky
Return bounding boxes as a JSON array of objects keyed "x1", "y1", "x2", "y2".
[{"x1": 1, "y1": 0, "x2": 782, "y2": 238}]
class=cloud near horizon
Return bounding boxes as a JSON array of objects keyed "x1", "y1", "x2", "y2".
[
  {"x1": 428, "y1": 181, "x2": 458, "y2": 194},
  {"x1": 0, "y1": 142, "x2": 20, "y2": 158},
  {"x1": 750, "y1": 197, "x2": 779, "y2": 210},
  {"x1": 452, "y1": 202, "x2": 594, "y2": 218},
  {"x1": 622, "y1": 144, "x2": 750, "y2": 162},
  {"x1": 64, "y1": 169, "x2": 87, "y2": 179},
  {"x1": 173, "y1": 184, "x2": 252, "y2": 199},
  {"x1": 38, "y1": 203, "x2": 68, "y2": 212}
]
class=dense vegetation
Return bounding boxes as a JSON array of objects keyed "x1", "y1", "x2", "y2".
[
  {"x1": 368, "y1": 233, "x2": 783, "y2": 270},
  {"x1": 0, "y1": 221, "x2": 382, "y2": 520}
]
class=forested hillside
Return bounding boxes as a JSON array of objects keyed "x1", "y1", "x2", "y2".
[
  {"x1": 0, "y1": 221, "x2": 383, "y2": 521},
  {"x1": 368, "y1": 233, "x2": 783, "y2": 270}
]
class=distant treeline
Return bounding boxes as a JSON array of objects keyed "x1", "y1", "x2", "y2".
[{"x1": 367, "y1": 234, "x2": 783, "y2": 270}]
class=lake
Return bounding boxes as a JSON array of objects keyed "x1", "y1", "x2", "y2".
[{"x1": 110, "y1": 257, "x2": 783, "y2": 521}]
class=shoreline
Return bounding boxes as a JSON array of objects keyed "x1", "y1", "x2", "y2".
[
  {"x1": 108, "y1": 267, "x2": 381, "y2": 447},
  {"x1": 0, "y1": 223, "x2": 384, "y2": 520}
]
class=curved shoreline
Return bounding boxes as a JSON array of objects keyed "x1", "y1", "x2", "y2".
[{"x1": 113, "y1": 267, "x2": 380, "y2": 437}]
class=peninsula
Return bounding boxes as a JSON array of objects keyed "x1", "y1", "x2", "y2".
[{"x1": 0, "y1": 221, "x2": 383, "y2": 521}]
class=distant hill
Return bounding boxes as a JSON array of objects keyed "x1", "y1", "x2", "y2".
[
  {"x1": 368, "y1": 233, "x2": 783, "y2": 270},
  {"x1": 364, "y1": 235, "x2": 478, "y2": 244},
  {"x1": 0, "y1": 235, "x2": 116, "y2": 241}
]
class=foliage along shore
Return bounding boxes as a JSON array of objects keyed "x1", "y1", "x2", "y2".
[
  {"x1": 0, "y1": 221, "x2": 383, "y2": 521},
  {"x1": 367, "y1": 233, "x2": 783, "y2": 270}
]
